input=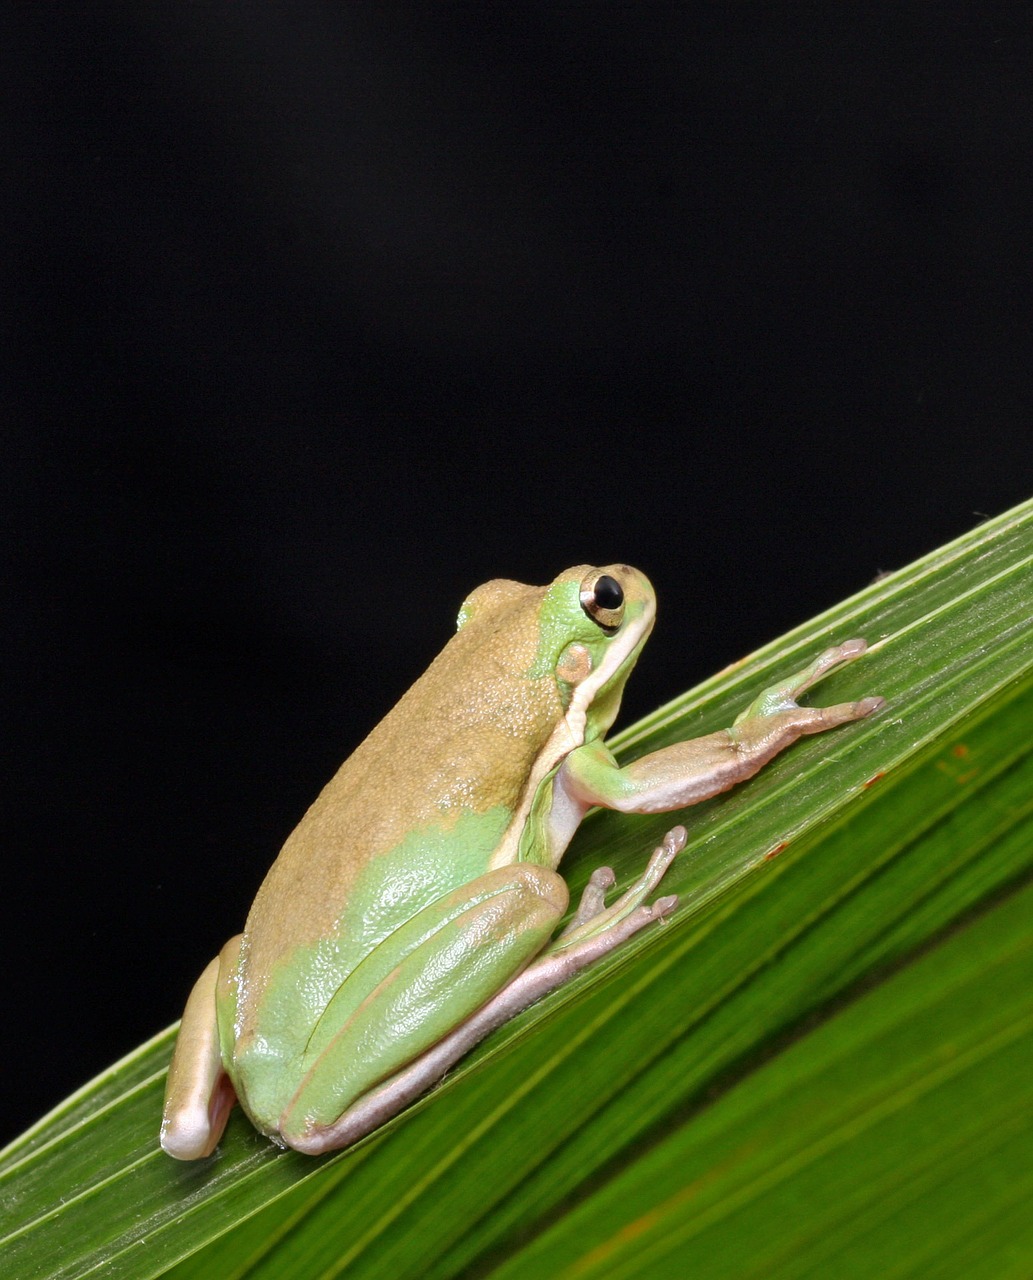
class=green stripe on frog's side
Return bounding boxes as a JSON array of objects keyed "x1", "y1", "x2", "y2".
[{"x1": 162, "y1": 564, "x2": 882, "y2": 1159}]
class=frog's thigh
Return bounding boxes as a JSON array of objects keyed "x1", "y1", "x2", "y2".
[
  {"x1": 279, "y1": 864, "x2": 568, "y2": 1151},
  {"x1": 160, "y1": 935, "x2": 242, "y2": 1160}
]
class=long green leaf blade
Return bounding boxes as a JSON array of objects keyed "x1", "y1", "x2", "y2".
[{"x1": 488, "y1": 875, "x2": 1033, "y2": 1280}]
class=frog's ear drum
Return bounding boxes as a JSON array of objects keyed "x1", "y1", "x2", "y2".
[{"x1": 579, "y1": 571, "x2": 625, "y2": 633}]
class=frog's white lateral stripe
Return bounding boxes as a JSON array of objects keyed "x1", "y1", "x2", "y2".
[
  {"x1": 488, "y1": 590, "x2": 655, "y2": 872},
  {"x1": 562, "y1": 589, "x2": 655, "y2": 747}
]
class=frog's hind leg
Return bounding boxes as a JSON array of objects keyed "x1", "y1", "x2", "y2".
[
  {"x1": 279, "y1": 864, "x2": 569, "y2": 1154},
  {"x1": 160, "y1": 936, "x2": 241, "y2": 1160},
  {"x1": 284, "y1": 837, "x2": 682, "y2": 1155}
]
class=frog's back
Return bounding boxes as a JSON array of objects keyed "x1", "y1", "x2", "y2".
[{"x1": 231, "y1": 576, "x2": 576, "y2": 1055}]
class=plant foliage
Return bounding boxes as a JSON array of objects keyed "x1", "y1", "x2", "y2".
[{"x1": 2, "y1": 500, "x2": 1031, "y2": 1279}]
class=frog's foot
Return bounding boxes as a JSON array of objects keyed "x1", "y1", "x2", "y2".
[
  {"x1": 556, "y1": 825, "x2": 685, "y2": 946},
  {"x1": 734, "y1": 638, "x2": 884, "y2": 726},
  {"x1": 161, "y1": 942, "x2": 241, "y2": 1161}
]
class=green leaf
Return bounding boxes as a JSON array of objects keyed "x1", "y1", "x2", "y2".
[{"x1": 2, "y1": 499, "x2": 1031, "y2": 1280}]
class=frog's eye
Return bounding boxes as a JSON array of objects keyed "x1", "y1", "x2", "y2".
[{"x1": 579, "y1": 571, "x2": 625, "y2": 633}]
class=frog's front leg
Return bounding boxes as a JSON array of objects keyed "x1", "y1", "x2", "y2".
[{"x1": 558, "y1": 639, "x2": 883, "y2": 818}]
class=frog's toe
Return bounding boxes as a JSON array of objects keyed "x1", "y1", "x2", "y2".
[
  {"x1": 802, "y1": 693, "x2": 885, "y2": 731},
  {"x1": 650, "y1": 892, "x2": 679, "y2": 920},
  {"x1": 772, "y1": 637, "x2": 873, "y2": 707},
  {"x1": 563, "y1": 866, "x2": 617, "y2": 934}
]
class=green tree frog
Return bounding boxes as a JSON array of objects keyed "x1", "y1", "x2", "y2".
[{"x1": 161, "y1": 564, "x2": 882, "y2": 1159}]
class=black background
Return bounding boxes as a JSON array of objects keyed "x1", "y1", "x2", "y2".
[{"x1": 4, "y1": 8, "x2": 1031, "y2": 1147}]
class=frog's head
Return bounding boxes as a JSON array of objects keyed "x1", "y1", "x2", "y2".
[
  {"x1": 455, "y1": 563, "x2": 656, "y2": 744},
  {"x1": 534, "y1": 564, "x2": 657, "y2": 743}
]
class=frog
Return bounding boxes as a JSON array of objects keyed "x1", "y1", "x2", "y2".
[{"x1": 160, "y1": 564, "x2": 882, "y2": 1159}]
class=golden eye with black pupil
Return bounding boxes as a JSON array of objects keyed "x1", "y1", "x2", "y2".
[{"x1": 579, "y1": 571, "x2": 625, "y2": 633}]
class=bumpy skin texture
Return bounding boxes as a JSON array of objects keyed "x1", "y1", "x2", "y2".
[{"x1": 161, "y1": 565, "x2": 882, "y2": 1159}]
